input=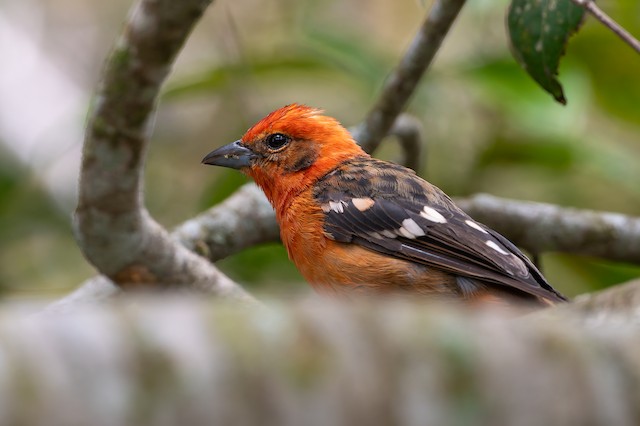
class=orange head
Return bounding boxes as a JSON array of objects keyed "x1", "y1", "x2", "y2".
[{"x1": 202, "y1": 104, "x2": 367, "y2": 212}]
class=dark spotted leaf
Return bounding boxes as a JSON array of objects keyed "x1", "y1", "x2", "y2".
[{"x1": 507, "y1": 0, "x2": 585, "y2": 104}]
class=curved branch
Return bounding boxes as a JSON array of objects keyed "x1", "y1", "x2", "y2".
[
  {"x1": 353, "y1": 0, "x2": 467, "y2": 152},
  {"x1": 456, "y1": 194, "x2": 640, "y2": 264},
  {"x1": 50, "y1": 184, "x2": 276, "y2": 312},
  {"x1": 74, "y1": 0, "x2": 254, "y2": 302}
]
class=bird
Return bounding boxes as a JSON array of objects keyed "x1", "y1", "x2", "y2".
[{"x1": 202, "y1": 104, "x2": 567, "y2": 306}]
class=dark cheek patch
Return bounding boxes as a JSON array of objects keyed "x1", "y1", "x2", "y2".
[{"x1": 285, "y1": 149, "x2": 318, "y2": 172}]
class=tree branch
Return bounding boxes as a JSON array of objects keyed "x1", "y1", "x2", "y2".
[
  {"x1": 49, "y1": 185, "x2": 276, "y2": 312},
  {"x1": 353, "y1": 0, "x2": 467, "y2": 153},
  {"x1": 174, "y1": 184, "x2": 279, "y2": 261},
  {"x1": 180, "y1": 189, "x2": 640, "y2": 268},
  {"x1": 18, "y1": 298, "x2": 640, "y2": 424},
  {"x1": 73, "y1": 0, "x2": 254, "y2": 302},
  {"x1": 572, "y1": 0, "x2": 640, "y2": 54},
  {"x1": 456, "y1": 193, "x2": 640, "y2": 264}
]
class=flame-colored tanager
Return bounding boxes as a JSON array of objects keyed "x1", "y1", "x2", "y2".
[{"x1": 203, "y1": 104, "x2": 566, "y2": 305}]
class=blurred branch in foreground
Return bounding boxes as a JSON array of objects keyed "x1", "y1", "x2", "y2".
[{"x1": 17, "y1": 295, "x2": 640, "y2": 425}]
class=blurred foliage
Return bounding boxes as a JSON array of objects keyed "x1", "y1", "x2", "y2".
[
  {"x1": 0, "y1": 146, "x2": 94, "y2": 297},
  {"x1": 1, "y1": 0, "x2": 639, "y2": 299}
]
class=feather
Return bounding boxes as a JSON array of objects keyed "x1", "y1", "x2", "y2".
[{"x1": 314, "y1": 158, "x2": 567, "y2": 303}]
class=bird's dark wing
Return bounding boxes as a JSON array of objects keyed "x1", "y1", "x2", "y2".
[{"x1": 314, "y1": 158, "x2": 566, "y2": 303}]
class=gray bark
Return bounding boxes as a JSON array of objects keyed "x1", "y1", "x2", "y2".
[{"x1": 10, "y1": 283, "x2": 640, "y2": 426}]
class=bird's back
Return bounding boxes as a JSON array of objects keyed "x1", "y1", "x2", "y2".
[{"x1": 299, "y1": 157, "x2": 566, "y2": 305}]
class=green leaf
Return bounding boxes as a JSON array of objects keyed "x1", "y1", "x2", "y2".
[{"x1": 507, "y1": 0, "x2": 585, "y2": 104}]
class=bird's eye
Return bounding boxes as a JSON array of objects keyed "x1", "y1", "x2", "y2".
[{"x1": 265, "y1": 133, "x2": 290, "y2": 151}]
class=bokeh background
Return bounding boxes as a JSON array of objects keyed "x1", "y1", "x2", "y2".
[{"x1": 1, "y1": 0, "x2": 639, "y2": 299}]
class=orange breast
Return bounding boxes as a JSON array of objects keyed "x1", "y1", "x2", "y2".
[{"x1": 278, "y1": 190, "x2": 457, "y2": 297}]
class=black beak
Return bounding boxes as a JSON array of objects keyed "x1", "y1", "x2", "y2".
[{"x1": 202, "y1": 140, "x2": 256, "y2": 170}]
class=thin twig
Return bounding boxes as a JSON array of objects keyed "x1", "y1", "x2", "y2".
[
  {"x1": 572, "y1": 0, "x2": 640, "y2": 54},
  {"x1": 354, "y1": 0, "x2": 467, "y2": 152}
]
